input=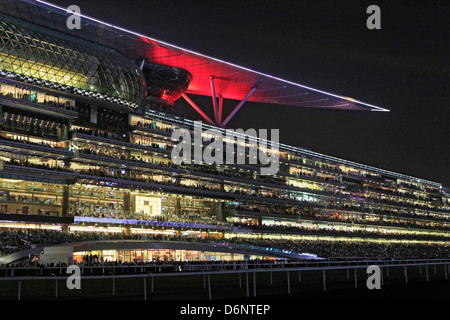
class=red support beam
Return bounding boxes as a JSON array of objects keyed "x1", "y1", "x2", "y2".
[
  {"x1": 180, "y1": 93, "x2": 215, "y2": 126},
  {"x1": 218, "y1": 96, "x2": 223, "y2": 126},
  {"x1": 221, "y1": 86, "x2": 258, "y2": 127},
  {"x1": 210, "y1": 76, "x2": 219, "y2": 124}
]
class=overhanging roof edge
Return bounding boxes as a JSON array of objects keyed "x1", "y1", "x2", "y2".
[{"x1": 31, "y1": 0, "x2": 389, "y2": 112}]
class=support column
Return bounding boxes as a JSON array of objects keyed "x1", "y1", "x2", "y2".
[
  {"x1": 124, "y1": 191, "x2": 131, "y2": 214},
  {"x1": 181, "y1": 94, "x2": 215, "y2": 126},
  {"x1": 210, "y1": 201, "x2": 224, "y2": 222},
  {"x1": 218, "y1": 97, "x2": 223, "y2": 125},
  {"x1": 253, "y1": 272, "x2": 256, "y2": 297},
  {"x1": 287, "y1": 271, "x2": 290, "y2": 294},
  {"x1": 175, "y1": 197, "x2": 181, "y2": 216},
  {"x1": 221, "y1": 82, "x2": 260, "y2": 127},
  {"x1": 210, "y1": 76, "x2": 219, "y2": 124},
  {"x1": 90, "y1": 105, "x2": 97, "y2": 124},
  {"x1": 404, "y1": 266, "x2": 408, "y2": 284},
  {"x1": 208, "y1": 274, "x2": 212, "y2": 300},
  {"x1": 246, "y1": 273, "x2": 249, "y2": 297},
  {"x1": 62, "y1": 185, "x2": 69, "y2": 217}
]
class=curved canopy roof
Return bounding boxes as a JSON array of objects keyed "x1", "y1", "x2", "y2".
[{"x1": 2, "y1": 0, "x2": 389, "y2": 117}]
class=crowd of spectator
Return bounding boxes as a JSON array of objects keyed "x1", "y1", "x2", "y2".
[
  {"x1": 5, "y1": 159, "x2": 72, "y2": 172},
  {"x1": 232, "y1": 222, "x2": 449, "y2": 241},
  {"x1": 72, "y1": 128, "x2": 127, "y2": 142},
  {"x1": 226, "y1": 237, "x2": 450, "y2": 260},
  {"x1": 74, "y1": 209, "x2": 228, "y2": 228},
  {"x1": 232, "y1": 204, "x2": 450, "y2": 231},
  {"x1": 0, "y1": 87, "x2": 75, "y2": 112},
  {"x1": 76, "y1": 144, "x2": 179, "y2": 170},
  {"x1": 3, "y1": 126, "x2": 448, "y2": 218},
  {"x1": 0, "y1": 135, "x2": 65, "y2": 149},
  {"x1": 0, "y1": 230, "x2": 32, "y2": 256},
  {"x1": 1, "y1": 229, "x2": 448, "y2": 261}
]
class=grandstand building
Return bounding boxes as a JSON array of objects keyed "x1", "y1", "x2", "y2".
[{"x1": 0, "y1": 0, "x2": 449, "y2": 265}]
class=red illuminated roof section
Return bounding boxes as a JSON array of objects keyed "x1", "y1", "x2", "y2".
[
  {"x1": 139, "y1": 37, "x2": 388, "y2": 112},
  {"x1": 6, "y1": 0, "x2": 389, "y2": 113}
]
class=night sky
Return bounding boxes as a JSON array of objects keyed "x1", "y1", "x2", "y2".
[{"x1": 50, "y1": 0, "x2": 449, "y2": 186}]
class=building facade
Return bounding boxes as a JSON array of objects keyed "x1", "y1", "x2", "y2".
[{"x1": 0, "y1": 0, "x2": 449, "y2": 263}]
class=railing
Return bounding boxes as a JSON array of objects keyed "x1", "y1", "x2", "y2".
[
  {"x1": 1, "y1": 259, "x2": 449, "y2": 300},
  {"x1": 1, "y1": 258, "x2": 448, "y2": 275}
]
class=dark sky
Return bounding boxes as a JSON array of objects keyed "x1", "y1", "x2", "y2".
[{"x1": 51, "y1": 0, "x2": 449, "y2": 186}]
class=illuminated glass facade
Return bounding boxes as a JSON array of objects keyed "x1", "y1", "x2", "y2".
[{"x1": 0, "y1": 14, "x2": 147, "y2": 108}]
